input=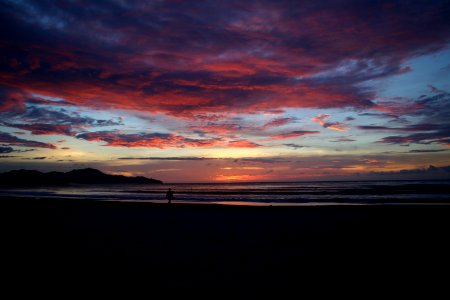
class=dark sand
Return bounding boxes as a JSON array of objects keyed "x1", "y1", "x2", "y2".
[{"x1": 2, "y1": 197, "x2": 450, "y2": 291}]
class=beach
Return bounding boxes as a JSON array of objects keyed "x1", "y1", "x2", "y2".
[{"x1": 2, "y1": 196, "x2": 450, "y2": 290}]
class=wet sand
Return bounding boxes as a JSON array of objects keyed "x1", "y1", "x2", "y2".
[{"x1": 2, "y1": 196, "x2": 450, "y2": 290}]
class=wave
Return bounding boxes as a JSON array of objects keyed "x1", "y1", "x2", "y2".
[{"x1": 1, "y1": 180, "x2": 449, "y2": 205}]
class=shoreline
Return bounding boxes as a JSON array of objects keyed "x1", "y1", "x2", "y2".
[
  {"x1": 3, "y1": 196, "x2": 450, "y2": 288},
  {"x1": 2, "y1": 194, "x2": 450, "y2": 206}
]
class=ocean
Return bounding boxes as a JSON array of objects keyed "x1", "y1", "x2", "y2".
[{"x1": 1, "y1": 180, "x2": 450, "y2": 205}]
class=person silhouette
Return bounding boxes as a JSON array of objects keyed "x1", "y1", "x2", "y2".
[{"x1": 166, "y1": 188, "x2": 174, "y2": 204}]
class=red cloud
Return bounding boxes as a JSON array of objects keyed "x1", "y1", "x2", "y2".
[
  {"x1": 261, "y1": 117, "x2": 294, "y2": 130},
  {"x1": 1, "y1": 1, "x2": 449, "y2": 122},
  {"x1": 0, "y1": 87, "x2": 26, "y2": 113},
  {"x1": 189, "y1": 122, "x2": 243, "y2": 135},
  {"x1": 311, "y1": 114, "x2": 330, "y2": 125},
  {"x1": 227, "y1": 140, "x2": 261, "y2": 148},
  {"x1": 326, "y1": 123, "x2": 348, "y2": 132},
  {"x1": 312, "y1": 114, "x2": 348, "y2": 132}
]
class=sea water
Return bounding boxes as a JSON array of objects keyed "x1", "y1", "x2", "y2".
[{"x1": 1, "y1": 180, "x2": 449, "y2": 205}]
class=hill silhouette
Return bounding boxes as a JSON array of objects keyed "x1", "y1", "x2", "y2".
[{"x1": 0, "y1": 168, "x2": 163, "y2": 186}]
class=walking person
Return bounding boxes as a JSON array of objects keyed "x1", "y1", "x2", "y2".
[{"x1": 166, "y1": 188, "x2": 174, "y2": 204}]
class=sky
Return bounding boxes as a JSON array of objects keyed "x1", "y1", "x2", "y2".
[{"x1": 1, "y1": 0, "x2": 450, "y2": 182}]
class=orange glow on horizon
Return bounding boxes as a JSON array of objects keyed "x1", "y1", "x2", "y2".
[{"x1": 214, "y1": 174, "x2": 274, "y2": 182}]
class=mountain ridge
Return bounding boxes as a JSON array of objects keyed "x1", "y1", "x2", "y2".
[{"x1": 0, "y1": 168, "x2": 163, "y2": 186}]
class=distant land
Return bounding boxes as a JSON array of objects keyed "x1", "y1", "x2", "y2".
[{"x1": 0, "y1": 168, "x2": 163, "y2": 186}]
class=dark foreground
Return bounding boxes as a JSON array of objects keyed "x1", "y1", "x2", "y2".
[{"x1": 2, "y1": 197, "x2": 450, "y2": 291}]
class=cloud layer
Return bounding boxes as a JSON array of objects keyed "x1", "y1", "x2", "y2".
[
  {"x1": 1, "y1": 0, "x2": 449, "y2": 117},
  {"x1": 1, "y1": 1, "x2": 449, "y2": 180}
]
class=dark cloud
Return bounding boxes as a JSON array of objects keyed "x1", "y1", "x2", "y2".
[
  {"x1": 330, "y1": 137, "x2": 356, "y2": 142},
  {"x1": 234, "y1": 157, "x2": 292, "y2": 164},
  {"x1": 20, "y1": 156, "x2": 47, "y2": 160},
  {"x1": 283, "y1": 143, "x2": 307, "y2": 149},
  {"x1": 1, "y1": 0, "x2": 449, "y2": 117},
  {"x1": 118, "y1": 156, "x2": 291, "y2": 163},
  {"x1": 358, "y1": 112, "x2": 400, "y2": 119},
  {"x1": 408, "y1": 149, "x2": 448, "y2": 153},
  {"x1": 270, "y1": 131, "x2": 320, "y2": 140},
  {"x1": 428, "y1": 85, "x2": 446, "y2": 94},
  {"x1": 118, "y1": 157, "x2": 214, "y2": 161},
  {"x1": 367, "y1": 165, "x2": 450, "y2": 177},
  {"x1": 2, "y1": 123, "x2": 74, "y2": 136},
  {"x1": 117, "y1": 156, "x2": 297, "y2": 166},
  {"x1": 0, "y1": 105, "x2": 124, "y2": 137},
  {"x1": 76, "y1": 131, "x2": 259, "y2": 148},
  {"x1": 375, "y1": 92, "x2": 450, "y2": 146},
  {"x1": 0, "y1": 132, "x2": 56, "y2": 149},
  {"x1": 378, "y1": 132, "x2": 450, "y2": 145},
  {"x1": 0, "y1": 146, "x2": 15, "y2": 154},
  {"x1": 25, "y1": 97, "x2": 74, "y2": 106},
  {"x1": 0, "y1": 146, "x2": 35, "y2": 153},
  {"x1": 358, "y1": 124, "x2": 440, "y2": 132}
]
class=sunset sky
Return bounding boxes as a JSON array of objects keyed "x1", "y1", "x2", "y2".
[{"x1": 1, "y1": 0, "x2": 449, "y2": 182}]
